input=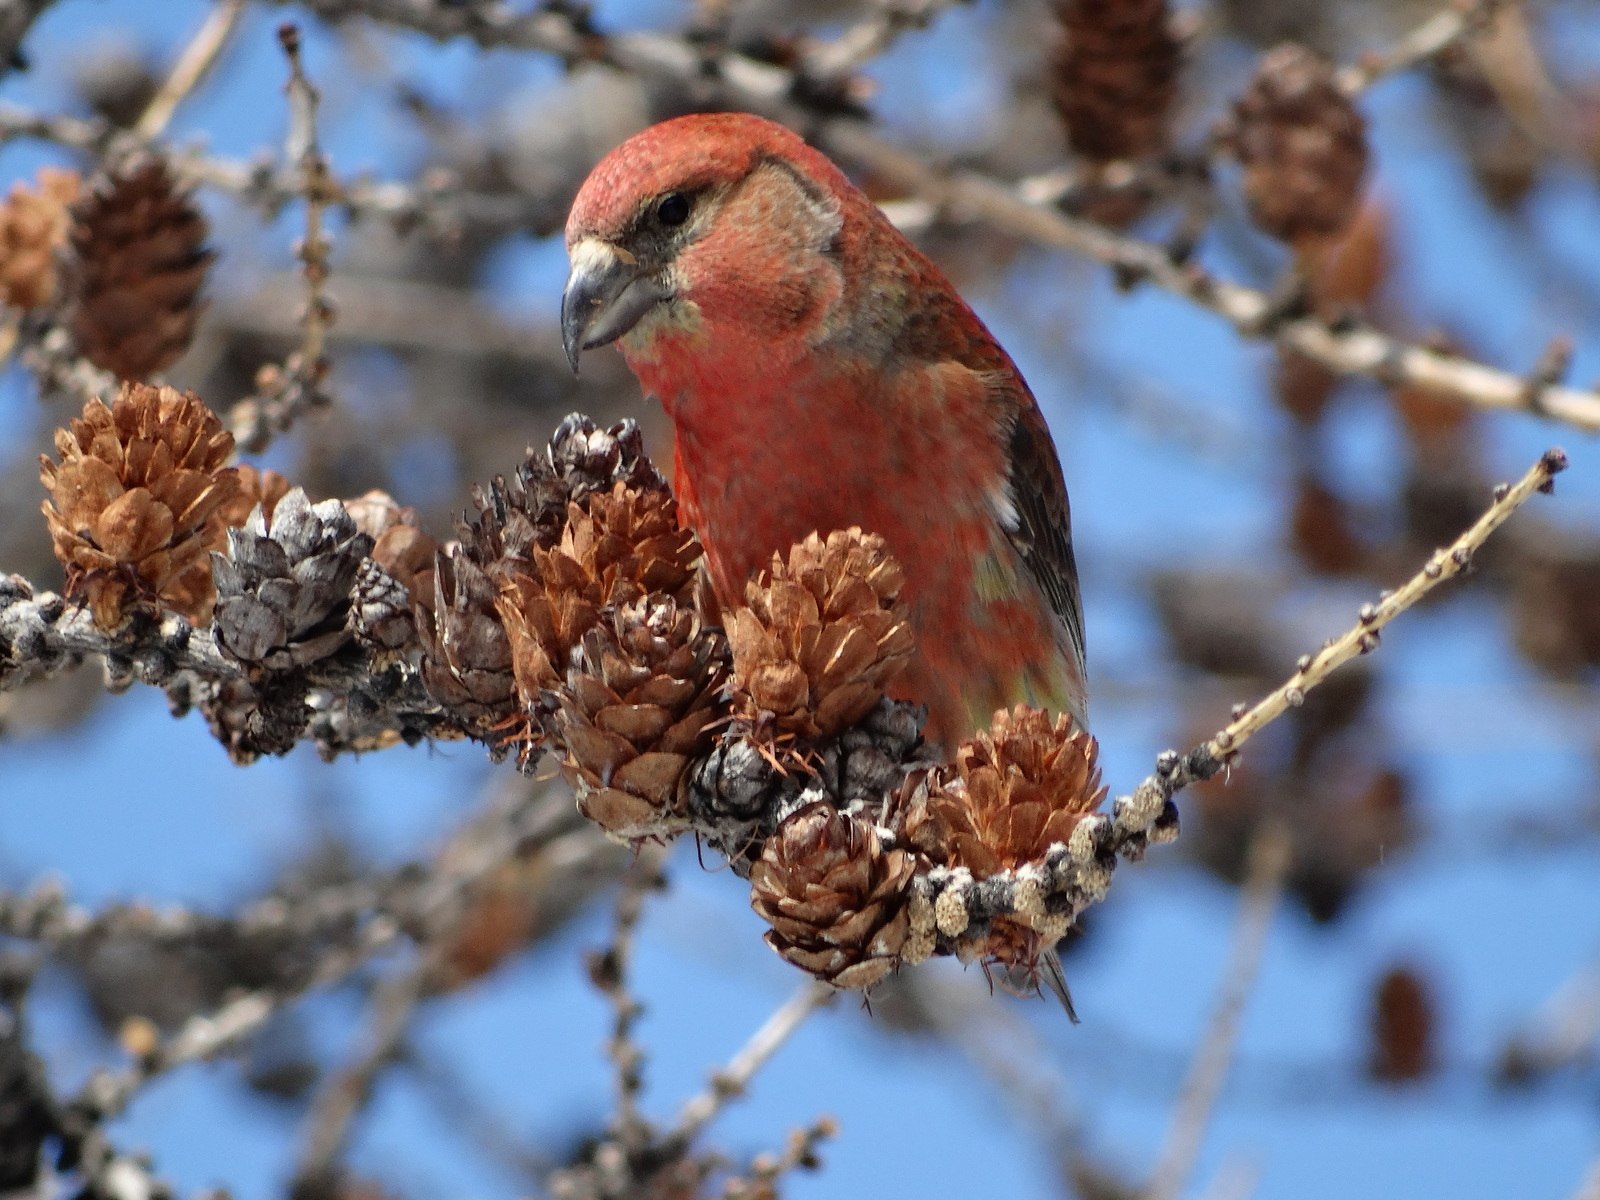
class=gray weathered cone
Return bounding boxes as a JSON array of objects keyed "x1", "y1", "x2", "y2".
[
  {"x1": 546, "y1": 413, "x2": 664, "y2": 500},
  {"x1": 457, "y1": 414, "x2": 668, "y2": 570},
  {"x1": 212, "y1": 488, "x2": 373, "y2": 669},
  {"x1": 350, "y1": 557, "x2": 417, "y2": 651},
  {"x1": 416, "y1": 544, "x2": 516, "y2": 724},
  {"x1": 684, "y1": 697, "x2": 932, "y2": 866}
]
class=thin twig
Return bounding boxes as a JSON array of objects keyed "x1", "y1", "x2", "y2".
[
  {"x1": 1336, "y1": 0, "x2": 1501, "y2": 94},
  {"x1": 75, "y1": 917, "x2": 403, "y2": 1127},
  {"x1": 667, "y1": 981, "x2": 836, "y2": 1148},
  {"x1": 724, "y1": 1116, "x2": 838, "y2": 1199},
  {"x1": 590, "y1": 853, "x2": 667, "y2": 1146},
  {"x1": 229, "y1": 23, "x2": 338, "y2": 453},
  {"x1": 280, "y1": 22, "x2": 334, "y2": 382},
  {"x1": 1145, "y1": 823, "x2": 1292, "y2": 1200},
  {"x1": 66, "y1": 771, "x2": 581, "y2": 1130},
  {"x1": 292, "y1": 957, "x2": 432, "y2": 1190},
  {"x1": 0, "y1": 872, "x2": 389, "y2": 949},
  {"x1": 132, "y1": 0, "x2": 247, "y2": 140},
  {"x1": 1205, "y1": 448, "x2": 1567, "y2": 762},
  {"x1": 800, "y1": 0, "x2": 961, "y2": 86},
  {"x1": 1094, "y1": 449, "x2": 1568, "y2": 861}
]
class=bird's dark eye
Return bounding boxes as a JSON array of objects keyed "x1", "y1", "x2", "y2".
[{"x1": 655, "y1": 191, "x2": 691, "y2": 228}]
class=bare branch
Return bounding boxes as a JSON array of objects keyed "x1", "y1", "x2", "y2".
[
  {"x1": 824, "y1": 127, "x2": 1600, "y2": 434},
  {"x1": 2, "y1": 442, "x2": 1570, "y2": 975},
  {"x1": 131, "y1": 0, "x2": 246, "y2": 141},
  {"x1": 799, "y1": 0, "x2": 963, "y2": 88},
  {"x1": 1145, "y1": 822, "x2": 1292, "y2": 1200},
  {"x1": 1208, "y1": 448, "x2": 1568, "y2": 761},
  {"x1": 0, "y1": 100, "x2": 559, "y2": 236},
  {"x1": 1336, "y1": 0, "x2": 1502, "y2": 93},
  {"x1": 244, "y1": 0, "x2": 1600, "y2": 435},
  {"x1": 590, "y1": 854, "x2": 669, "y2": 1147},
  {"x1": 667, "y1": 982, "x2": 837, "y2": 1149},
  {"x1": 291, "y1": 956, "x2": 431, "y2": 1191},
  {"x1": 911, "y1": 448, "x2": 1567, "y2": 957},
  {"x1": 228, "y1": 23, "x2": 339, "y2": 453}
]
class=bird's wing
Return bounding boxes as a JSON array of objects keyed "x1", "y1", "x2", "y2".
[
  {"x1": 864, "y1": 219, "x2": 1088, "y2": 725},
  {"x1": 998, "y1": 386, "x2": 1087, "y2": 691}
]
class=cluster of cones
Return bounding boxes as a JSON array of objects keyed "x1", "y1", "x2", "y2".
[
  {"x1": 36, "y1": 384, "x2": 1108, "y2": 994},
  {"x1": 2, "y1": 154, "x2": 211, "y2": 380},
  {"x1": 1049, "y1": 0, "x2": 1369, "y2": 249}
]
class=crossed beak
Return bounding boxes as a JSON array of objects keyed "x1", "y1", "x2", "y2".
[{"x1": 560, "y1": 238, "x2": 672, "y2": 373}]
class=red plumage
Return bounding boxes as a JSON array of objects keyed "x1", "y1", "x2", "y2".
[{"x1": 562, "y1": 112, "x2": 1086, "y2": 753}]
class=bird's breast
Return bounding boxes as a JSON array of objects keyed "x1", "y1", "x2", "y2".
[{"x1": 649, "y1": 359, "x2": 1044, "y2": 747}]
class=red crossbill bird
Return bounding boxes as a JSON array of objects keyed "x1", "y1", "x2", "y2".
[
  {"x1": 562, "y1": 113, "x2": 1091, "y2": 1009},
  {"x1": 556, "y1": 120, "x2": 1094, "y2": 1017},
  {"x1": 561, "y1": 112, "x2": 1087, "y2": 760},
  {"x1": 562, "y1": 116, "x2": 1089, "y2": 1011}
]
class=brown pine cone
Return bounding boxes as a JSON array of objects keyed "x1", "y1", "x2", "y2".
[
  {"x1": 556, "y1": 595, "x2": 727, "y2": 842},
  {"x1": 415, "y1": 544, "x2": 517, "y2": 731},
  {"x1": 749, "y1": 802, "x2": 914, "y2": 990},
  {"x1": 0, "y1": 167, "x2": 80, "y2": 310},
  {"x1": 1050, "y1": 0, "x2": 1181, "y2": 163},
  {"x1": 903, "y1": 705, "x2": 1105, "y2": 877},
  {"x1": 901, "y1": 706, "x2": 1103, "y2": 984},
  {"x1": 39, "y1": 382, "x2": 240, "y2": 629},
  {"x1": 464, "y1": 416, "x2": 670, "y2": 571},
  {"x1": 1369, "y1": 964, "x2": 1435, "y2": 1084},
  {"x1": 1223, "y1": 44, "x2": 1369, "y2": 246},
  {"x1": 415, "y1": 417, "x2": 685, "y2": 743},
  {"x1": 726, "y1": 529, "x2": 913, "y2": 745},
  {"x1": 496, "y1": 480, "x2": 700, "y2": 712},
  {"x1": 66, "y1": 155, "x2": 214, "y2": 379},
  {"x1": 216, "y1": 464, "x2": 293, "y2": 529},
  {"x1": 544, "y1": 413, "x2": 668, "y2": 508}
]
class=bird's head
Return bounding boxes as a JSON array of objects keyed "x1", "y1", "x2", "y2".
[{"x1": 561, "y1": 113, "x2": 854, "y2": 377}]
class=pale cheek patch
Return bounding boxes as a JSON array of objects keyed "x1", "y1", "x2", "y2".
[
  {"x1": 620, "y1": 291, "x2": 704, "y2": 361},
  {"x1": 568, "y1": 237, "x2": 625, "y2": 275}
]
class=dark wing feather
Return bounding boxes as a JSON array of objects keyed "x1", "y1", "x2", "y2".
[{"x1": 1003, "y1": 397, "x2": 1087, "y2": 687}]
